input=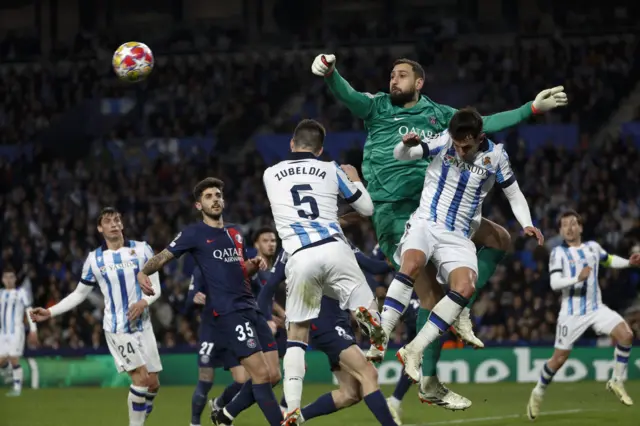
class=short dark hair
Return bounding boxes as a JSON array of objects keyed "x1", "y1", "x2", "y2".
[
  {"x1": 97, "y1": 207, "x2": 121, "y2": 226},
  {"x1": 253, "y1": 227, "x2": 276, "y2": 242},
  {"x1": 292, "y1": 119, "x2": 326, "y2": 154},
  {"x1": 392, "y1": 58, "x2": 425, "y2": 80},
  {"x1": 448, "y1": 107, "x2": 483, "y2": 142},
  {"x1": 193, "y1": 177, "x2": 224, "y2": 201},
  {"x1": 557, "y1": 209, "x2": 583, "y2": 228},
  {"x1": 2, "y1": 265, "x2": 15, "y2": 274}
]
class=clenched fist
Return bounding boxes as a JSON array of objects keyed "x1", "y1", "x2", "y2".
[{"x1": 311, "y1": 54, "x2": 336, "y2": 77}]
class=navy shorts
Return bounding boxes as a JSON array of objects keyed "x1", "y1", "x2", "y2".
[
  {"x1": 214, "y1": 309, "x2": 277, "y2": 361},
  {"x1": 197, "y1": 322, "x2": 239, "y2": 370},
  {"x1": 310, "y1": 318, "x2": 356, "y2": 371}
]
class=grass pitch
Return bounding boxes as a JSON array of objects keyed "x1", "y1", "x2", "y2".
[{"x1": 2, "y1": 382, "x2": 639, "y2": 426}]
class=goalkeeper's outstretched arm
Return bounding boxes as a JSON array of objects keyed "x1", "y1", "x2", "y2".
[{"x1": 312, "y1": 54, "x2": 374, "y2": 120}]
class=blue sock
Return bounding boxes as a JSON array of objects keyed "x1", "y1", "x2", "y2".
[
  {"x1": 392, "y1": 374, "x2": 412, "y2": 401},
  {"x1": 363, "y1": 390, "x2": 397, "y2": 426},
  {"x1": 300, "y1": 393, "x2": 337, "y2": 421},
  {"x1": 225, "y1": 380, "x2": 256, "y2": 418},
  {"x1": 280, "y1": 394, "x2": 287, "y2": 408},
  {"x1": 191, "y1": 380, "x2": 213, "y2": 425},
  {"x1": 252, "y1": 382, "x2": 283, "y2": 426},
  {"x1": 219, "y1": 381, "x2": 244, "y2": 407}
]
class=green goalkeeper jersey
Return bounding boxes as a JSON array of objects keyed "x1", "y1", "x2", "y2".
[{"x1": 325, "y1": 70, "x2": 534, "y2": 202}]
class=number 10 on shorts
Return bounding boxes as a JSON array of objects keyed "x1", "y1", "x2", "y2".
[{"x1": 236, "y1": 322, "x2": 255, "y2": 341}]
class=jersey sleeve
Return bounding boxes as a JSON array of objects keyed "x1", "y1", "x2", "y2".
[
  {"x1": 143, "y1": 242, "x2": 155, "y2": 261},
  {"x1": 257, "y1": 251, "x2": 287, "y2": 319},
  {"x1": 421, "y1": 131, "x2": 449, "y2": 159},
  {"x1": 20, "y1": 288, "x2": 32, "y2": 307},
  {"x1": 333, "y1": 162, "x2": 363, "y2": 203},
  {"x1": 548, "y1": 248, "x2": 566, "y2": 276},
  {"x1": 593, "y1": 242, "x2": 611, "y2": 264},
  {"x1": 80, "y1": 255, "x2": 98, "y2": 287},
  {"x1": 167, "y1": 227, "x2": 196, "y2": 258},
  {"x1": 495, "y1": 145, "x2": 516, "y2": 189}
]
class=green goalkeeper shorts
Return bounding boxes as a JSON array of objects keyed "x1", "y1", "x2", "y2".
[{"x1": 371, "y1": 199, "x2": 419, "y2": 269}]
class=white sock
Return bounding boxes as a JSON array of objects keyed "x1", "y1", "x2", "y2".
[
  {"x1": 128, "y1": 385, "x2": 149, "y2": 426},
  {"x1": 12, "y1": 365, "x2": 23, "y2": 391},
  {"x1": 534, "y1": 362, "x2": 556, "y2": 393},
  {"x1": 381, "y1": 273, "x2": 415, "y2": 336},
  {"x1": 283, "y1": 342, "x2": 307, "y2": 410},
  {"x1": 410, "y1": 291, "x2": 467, "y2": 353},
  {"x1": 613, "y1": 344, "x2": 631, "y2": 381}
]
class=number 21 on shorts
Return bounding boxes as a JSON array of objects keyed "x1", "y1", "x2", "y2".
[{"x1": 236, "y1": 322, "x2": 255, "y2": 341}]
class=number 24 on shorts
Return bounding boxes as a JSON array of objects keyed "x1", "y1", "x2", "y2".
[
  {"x1": 118, "y1": 342, "x2": 135, "y2": 358},
  {"x1": 236, "y1": 322, "x2": 255, "y2": 341}
]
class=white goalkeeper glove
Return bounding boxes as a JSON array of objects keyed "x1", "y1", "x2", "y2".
[
  {"x1": 311, "y1": 54, "x2": 336, "y2": 77},
  {"x1": 531, "y1": 86, "x2": 568, "y2": 114}
]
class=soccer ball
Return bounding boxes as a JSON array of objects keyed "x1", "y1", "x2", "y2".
[{"x1": 112, "y1": 42, "x2": 154, "y2": 83}]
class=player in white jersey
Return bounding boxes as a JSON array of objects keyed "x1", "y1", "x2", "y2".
[
  {"x1": 0, "y1": 266, "x2": 38, "y2": 396},
  {"x1": 262, "y1": 119, "x2": 388, "y2": 422},
  {"x1": 30, "y1": 207, "x2": 162, "y2": 426},
  {"x1": 381, "y1": 108, "x2": 543, "y2": 383},
  {"x1": 527, "y1": 210, "x2": 640, "y2": 419}
]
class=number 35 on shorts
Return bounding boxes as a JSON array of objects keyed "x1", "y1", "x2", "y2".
[{"x1": 236, "y1": 322, "x2": 255, "y2": 341}]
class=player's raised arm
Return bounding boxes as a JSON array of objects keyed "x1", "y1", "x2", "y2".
[
  {"x1": 596, "y1": 242, "x2": 640, "y2": 269},
  {"x1": 312, "y1": 54, "x2": 375, "y2": 120},
  {"x1": 393, "y1": 131, "x2": 447, "y2": 161},
  {"x1": 438, "y1": 87, "x2": 568, "y2": 134},
  {"x1": 335, "y1": 163, "x2": 374, "y2": 216}
]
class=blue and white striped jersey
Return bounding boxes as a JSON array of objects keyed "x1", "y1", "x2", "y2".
[
  {"x1": 416, "y1": 131, "x2": 515, "y2": 238},
  {"x1": 81, "y1": 240, "x2": 154, "y2": 334},
  {"x1": 0, "y1": 287, "x2": 31, "y2": 335},
  {"x1": 263, "y1": 152, "x2": 361, "y2": 254},
  {"x1": 549, "y1": 241, "x2": 609, "y2": 316}
]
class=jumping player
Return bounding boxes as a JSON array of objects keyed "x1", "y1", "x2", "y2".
[
  {"x1": 262, "y1": 119, "x2": 387, "y2": 419},
  {"x1": 390, "y1": 109, "x2": 542, "y2": 383},
  {"x1": 312, "y1": 53, "x2": 567, "y2": 407},
  {"x1": 527, "y1": 210, "x2": 640, "y2": 419},
  {"x1": 30, "y1": 207, "x2": 162, "y2": 426},
  {"x1": 137, "y1": 178, "x2": 283, "y2": 426}
]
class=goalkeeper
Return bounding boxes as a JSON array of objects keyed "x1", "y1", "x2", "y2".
[{"x1": 312, "y1": 54, "x2": 567, "y2": 411}]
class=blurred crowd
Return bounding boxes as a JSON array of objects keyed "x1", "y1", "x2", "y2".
[
  {"x1": 1, "y1": 3, "x2": 640, "y2": 350},
  {"x1": 2, "y1": 132, "x2": 640, "y2": 350}
]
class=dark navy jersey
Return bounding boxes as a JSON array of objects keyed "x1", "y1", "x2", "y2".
[
  {"x1": 167, "y1": 222, "x2": 257, "y2": 316},
  {"x1": 252, "y1": 269, "x2": 271, "y2": 299}
]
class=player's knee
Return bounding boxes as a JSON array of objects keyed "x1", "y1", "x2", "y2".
[
  {"x1": 199, "y1": 367, "x2": 214, "y2": 383},
  {"x1": 337, "y1": 386, "x2": 362, "y2": 407},
  {"x1": 451, "y1": 277, "x2": 475, "y2": 300},
  {"x1": 552, "y1": 351, "x2": 570, "y2": 366},
  {"x1": 130, "y1": 367, "x2": 149, "y2": 387},
  {"x1": 400, "y1": 251, "x2": 425, "y2": 279},
  {"x1": 269, "y1": 365, "x2": 282, "y2": 385},
  {"x1": 251, "y1": 365, "x2": 272, "y2": 384},
  {"x1": 617, "y1": 326, "x2": 634, "y2": 345}
]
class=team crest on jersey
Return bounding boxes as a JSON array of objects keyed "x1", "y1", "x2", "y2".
[
  {"x1": 130, "y1": 249, "x2": 136, "y2": 256},
  {"x1": 482, "y1": 156, "x2": 491, "y2": 166},
  {"x1": 247, "y1": 338, "x2": 257, "y2": 349},
  {"x1": 235, "y1": 234, "x2": 243, "y2": 243},
  {"x1": 200, "y1": 355, "x2": 210, "y2": 364}
]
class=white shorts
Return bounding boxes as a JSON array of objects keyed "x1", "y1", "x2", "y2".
[
  {"x1": 105, "y1": 327, "x2": 162, "y2": 373},
  {"x1": 555, "y1": 306, "x2": 625, "y2": 350},
  {"x1": 0, "y1": 332, "x2": 25, "y2": 357},
  {"x1": 394, "y1": 217, "x2": 477, "y2": 284},
  {"x1": 285, "y1": 238, "x2": 375, "y2": 323}
]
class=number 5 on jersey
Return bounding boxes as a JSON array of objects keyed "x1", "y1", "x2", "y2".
[
  {"x1": 236, "y1": 322, "x2": 255, "y2": 341},
  {"x1": 291, "y1": 184, "x2": 319, "y2": 219}
]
